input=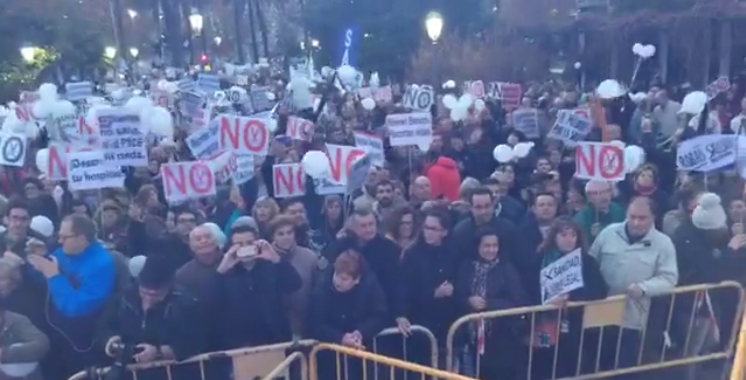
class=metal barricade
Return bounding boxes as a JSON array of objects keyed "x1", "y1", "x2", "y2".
[
  {"x1": 309, "y1": 343, "x2": 476, "y2": 380},
  {"x1": 260, "y1": 351, "x2": 309, "y2": 380},
  {"x1": 67, "y1": 340, "x2": 317, "y2": 380},
  {"x1": 372, "y1": 326, "x2": 439, "y2": 368},
  {"x1": 447, "y1": 281, "x2": 745, "y2": 380},
  {"x1": 729, "y1": 309, "x2": 746, "y2": 380}
]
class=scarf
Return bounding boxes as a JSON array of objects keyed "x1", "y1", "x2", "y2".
[
  {"x1": 470, "y1": 257, "x2": 499, "y2": 340},
  {"x1": 633, "y1": 183, "x2": 657, "y2": 196}
]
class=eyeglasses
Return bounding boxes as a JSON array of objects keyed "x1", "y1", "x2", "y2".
[
  {"x1": 423, "y1": 225, "x2": 444, "y2": 232},
  {"x1": 59, "y1": 234, "x2": 79, "y2": 241}
]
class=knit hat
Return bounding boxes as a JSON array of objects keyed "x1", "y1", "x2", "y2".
[
  {"x1": 137, "y1": 254, "x2": 173, "y2": 290},
  {"x1": 30, "y1": 216, "x2": 54, "y2": 238},
  {"x1": 692, "y1": 193, "x2": 727, "y2": 230}
]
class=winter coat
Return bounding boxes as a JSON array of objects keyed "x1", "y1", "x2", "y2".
[
  {"x1": 572, "y1": 203, "x2": 626, "y2": 243},
  {"x1": 425, "y1": 157, "x2": 462, "y2": 202},
  {"x1": 0, "y1": 311, "x2": 50, "y2": 380},
  {"x1": 127, "y1": 221, "x2": 192, "y2": 273},
  {"x1": 450, "y1": 215, "x2": 518, "y2": 266}
]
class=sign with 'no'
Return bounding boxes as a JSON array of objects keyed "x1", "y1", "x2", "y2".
[
  {"x1": 402, "y1": 85, "x2": 434, "y2": 112},
  {"x1": 574, "y1": 142, "x2": 625, "y2": 182},
  {"x1": 0, "y1": 132, "x2": 26, "y2": 167},
  {"x1": 161, "y1": 161, "x2": 216, "y2": 203}
]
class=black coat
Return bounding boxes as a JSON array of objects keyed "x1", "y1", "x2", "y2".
[
  {"x1": 515, "y1": 213, "x2": 546, "y2": 283},
  {"x1": 98, "y1": 286, "x2": 204, "y2": 361},
  {"x1": 127, "y1": 220, "x2": 191, "y2": 273},
  {"x1": 209, "y1": 259, "x2": 301, "y2": 349},
  {"x1": 451, "y1": 215, "x2": 518, "y2": 267},
  {"x1": 400, "y1": 240, "x2": 460, "y2": 339},
  {"x1": 306, "y1": 270, "x2": 388, "y2": 344}
]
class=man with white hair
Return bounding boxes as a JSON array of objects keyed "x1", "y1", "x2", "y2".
[
  {"x1": 573, "y1": 180, "x2": 625, "y2": 242},
  {"x1": 410, "y1": 176, "x2": 432, "y2": 208},
  {"x1": 174, "y1": 224, "x2": 223, "y2": 300}
]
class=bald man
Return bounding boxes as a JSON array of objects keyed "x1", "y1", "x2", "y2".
[{"x1": 410, "y1": 176, "x2": 432, "y2": 207}]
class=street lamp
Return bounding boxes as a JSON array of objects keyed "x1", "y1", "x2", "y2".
[
  {"x1": 129, "y1": 47, "x2": 139, "y2": 58},
  {"x1": 189, "y1": 11, "x2": 204, "y2": 36},
  {"x1": 20, "y1": 46, "x2": 37, "y2": 63},
  {"x1": 104, "y1": 46, "x2": 117, "y2": 59},
  {"x1": 127, "y1": 9, "x2": 137, "y2": 19},
  {"x1": 425, "y1": 11, "x2": 444, "y2": 43},
  {"x1": 214, "y1": 36, "x2": 222, "y2": 46},
  {"x1": 311, "y1": 39, "x2": 320, "y2": 48}
]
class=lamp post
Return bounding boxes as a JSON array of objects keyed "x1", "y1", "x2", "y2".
[
  {"x1": 20, "y1": 46, "x2": 38, "y2": 63},
  {"x1": 127, "y1": 9, "x2": 137, "y2": 20},
  {"x1": 425, "y1": 11, "x2": 444, "y2": 44},
  {"x1": 129, "y1": 47, "x2": 139, "y2": 59},
  {"x1": 189, "y1": 10, "x2": 208, "y2": 60},
  {"x1": 104, "y1": 46, "x2": 117, "y2": 60}
]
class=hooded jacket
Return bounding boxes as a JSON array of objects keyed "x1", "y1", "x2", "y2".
[{"x1": 426, "y1": 157, "x2": 461, "y2": 201}]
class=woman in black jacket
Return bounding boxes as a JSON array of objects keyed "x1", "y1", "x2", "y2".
[
  {"x1": 455, "y1": 228, "x2": 528, "y2": 380},
  {"x1": 307, "y1": 250, "x2": 388, "y2": 380},
  {"x1": 529, "y1": 218, "x2": 608, "y2": 380}
]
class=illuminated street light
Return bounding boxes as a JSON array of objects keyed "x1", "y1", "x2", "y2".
[
  {"x1": 425, "y1": 11, "x2": 444, "y2": 43},
  {"x1": 189, "y1": 11, "x2": 204, "y2": 35},
  {"x1": 311, "y1": 39, "x2": 320, "y2": 48},
  {"x1": 214, "y1": 36, "x2": 222, "y2": 46},
  {"x1": 20, "y1": 46, "x2": 37, "y2": 63},
  {"x1": 104, "y1": 46, "x2": 117, "y2": 59},
  {"x1": 129, "y1": 47, "x2": 139, "y2": 58},
  {"x1": 127, "y1": 9, "x2": 137, "y2": 19}
]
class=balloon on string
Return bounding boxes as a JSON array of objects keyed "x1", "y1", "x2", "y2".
[
  {"x1": 457, "y1": 94, "x2": 473, "y2": 109},
  {"x1": 632, "y1": 43, "x2": 644, "y2": 56},
  {"x1": 450, "y1": 107, "x2": 468, "y2": 122},
  {"x1": 321, "y1": 66, "x2": 333, "y2": 78},
  {"x1": 149, "y1": 106, "x2": 174, "y2": 138},
  {"x1": 35, "y1": 148, "x2": 49, "y2": 174},
  {"x1": 442, "y1": 80, "x2": 456, "y2": 90},
  {"x1": 624, "y1": 145, "x2": 646, "y2": 173},
  {"x1": 442, "y1": 94, "x2": 458, "y2": 109},
  {"x1": 301, "y1": 150, "x2": 331, "y2": 179},
  {"x1": 596, "y1": 79, "x2": 627, "y2": 100},
  {"x1": 337, "y1": 65, "x2": 357, "y2": 86},
  {"x1": 493, "y1": 144, "x2": 515, "y2": 163},
  {"x1": 265, "y1": 117, "x2": 278, "y2": 133},
  {"x1": 38, "y1": 83, "x2": 58, "y2": 102},
  {"x1": 361, "y1": 98, "x2": 376, "y2": 110},
  {"x1": 679, "y1": 91, "x2": 708, "y2": 115},
  {"x1": 513, "y1": 142, "x2": 534, "y2": 158}
]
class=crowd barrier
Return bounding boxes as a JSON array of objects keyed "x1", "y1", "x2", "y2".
[
  {"x1": 446, "y1": 281, "x2": 745, "y2": 380},
  {"x1": 729, "y1": 307, "x2": 746, "y2": 380}
]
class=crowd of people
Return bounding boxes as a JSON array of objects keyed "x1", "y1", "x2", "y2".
[{"x1": 0, "y1": 71, "x2": 744, "y2": 380}]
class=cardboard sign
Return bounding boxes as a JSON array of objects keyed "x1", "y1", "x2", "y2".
[
  {"x1": 540, "y1": 249, "x2": 584, "y2": 304},
  {"x1": 97, "y1": 108, "x2": 148, "y2": 167},
  {"x1": 0, "y1": 133, "x2": 27, "y2": 167},
  {"x1": 575, "y1": 142, "x2": 625, "y2": 181},
  {"x1": 77, "y1": 116, "x2": 100, "y2": 145},
  {"x1": 548, "y1": 109, "x2": 592, "y2": 146},
  {"x1": 273, "y1": 163, "x2": 305, "y2": 198},
  {"x1": 207, "y1": 151, "x2": 238, "y2": 183},
  {"x1": 677, "y1": 134, "x2": 742, "y2": 172},
  {"x1": 286, "y1": 116, "x2": 314, "y2": 141},
  {"x1": 161, "y1": 161, "x2": 216, "y2": 203},
  {"x1": 386, "y1": 112, "x2": 433, "y2": 148},
  {"x1": 512, "y1": 108, "x2": 540, "y2": 139},
  {"x1": 353, "y1": 132, "x2": 384, "y2": 167},
  {"x1": 402, "y1": 86, "x2": 434, "y2": 112},
  {"x1": 186, "y1": 119, "x2": 221, "y2": 159},
  {"x1": 47, "y1": 144, "x2": 93, "y2": 180},
  {"x1": 67, "y1": 151, "x2": 125, "y2": 191},
  {"x1": 346, "y1": 153, "x2": 371, "y2": 194},
  {"x1": 218, "y1": 115, "x2": 270, "y2": 156}
]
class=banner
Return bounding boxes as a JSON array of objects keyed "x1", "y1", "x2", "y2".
[
  {"x1": 338, "y1": 25, "x2": 359, "y2": 67},
  {"x1": 65, "y1": 82, "x2": 93, "y2": 102},
  {"x1": 677, "y1": 134, "x2": 744, "y2": 172},
  {"x1": 402, "y1": 86, "x2": 434, "y2": 112},
  {"x1": 67, "y1": 151, "x2": 125, "y2": 191},
  {"x1": 540, "y1": 248, "x2": 584, "y2": 304},
  {"x1": 512, "y1": 108, "x2": 540, "y2": 139},
  {"x1": 386, "y1": 112, "x2": 433, "y2": 148},
  {"x1": 548, "y1": 109, "x2": 592, "y2": 146},
  {"x1": 97, "y1": 107, "x2": 148, "y2": 167}
]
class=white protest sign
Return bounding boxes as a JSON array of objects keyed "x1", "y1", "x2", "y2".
[
  {"x1": 575, "y1": 142, "x2": 625, "y2": 182},
  {"x1": 161, "y1": 161, "x2": 216, "y2": 203},
  {"x1": 540, "y1": 248, "x2": 584, "y2": 304},
  {"x1": 218, "y1": 114, "x2": 270, "y2": 156},
  {"x1": 0, "y1": 132, "x2": 27, "y2": 167},
  {"x1": 386, "y1": 112, "x2": 433, "y2": 149},
  {"x1": 207, "y1": 151, "x2": 238, "y2": 183},
  {"x1": 67, "y1": 151, "x2": 125, "y2": 191},
  {"x1": 353, "y1": 132, "x2": 384, "y2": 167},
  {"x1": 512, "y1": 108, "x2": 540, "y2": 139},
  {"x1": 325, "y1": 144, "x2": 367, "y2": 185},
  {"x1": 233, "y1": 154, "x2": 255, "y2": 185},
  {"x1": 273, "y1": 163, "x2": 305, "y2": 198},
  {"x1": 46, "y1": 144, "x2": 93, "y2": 180},
  {"x1": 97, "y1": 107, "x2": 148, "y2": 167},
  {"x1": 402, "y1": 86, "x2": 434, "y2": 111},
  {"x1": 677, "y1": 134, "x2": 743, "y2": 172},
  {"x1": 286, "y1": 116, "x2": 314, "y2": 141},
  {"x1": 347, "y1": 153, "x2": 371, "y2": 194},
  {"x1": 186, "y1": 118, "x2": 221, "y2": 159},
  {"x1": 548, "y1": 109, "x2": 592, "y2": 146}
]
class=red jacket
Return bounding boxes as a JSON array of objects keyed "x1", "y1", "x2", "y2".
[{"x1": 425, "y1": 157, "x2": 461, "y2": 202}]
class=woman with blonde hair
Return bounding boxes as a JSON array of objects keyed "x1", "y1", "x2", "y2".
[{"x1": 252, "y1": 196, "x2": 281, "y2": 239}]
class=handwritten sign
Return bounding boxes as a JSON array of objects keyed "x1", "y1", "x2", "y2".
[
  {"x1": 540, "y1": 249, "x2": 584, "y2": 304},
  {"x1": 677, "y1": 134, "x2": 742, "y2": 172},
  {"x1": 386, "y1": 112, "x2": 433, "y2": 148},
  {"x1": 548, "y1": 109, "x2": 592, "y2": 146},
  {"x1": 512, "y1": 108, "x2": 540, "y2": 139}
]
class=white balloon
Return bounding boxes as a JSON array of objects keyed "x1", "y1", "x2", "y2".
[
  {"x1": 361, "y1": 98, "x2": 376, "y2": 111},
  {"x1": 624, "y1": 145, "x2": 646, "y2": 173},
  {"x1": 38, "y1": 83, "x2": 58, "y2": 101},
  {"x1": 632, "y1": 43, "x2": 644, "y2": 56},
  {"x1": 628, "y1": 92, "x2": 647, "y2": 104},
  {"x1": 35, "y1": 148, "x2": 49, "y2": 174},
  {"x1": 450, "y1": 107, "x2": 467, "y2": 122},
  {"x1": 457, "y1": 94, "x2": 473, "y2": 109},
  {"x1": 321, "y1": 66, "x2": 333, "y2": 78},
  {"x1": 32, "y1": 101, "x2": 51, "y2": 119},
  {"x1": 513, "y1": 142, "x2": 534, "y2": 158},
  {"x1": 301, "y1": 150, "x2": 331, "y2": 179},
  {"x1": 337, "y1": 65, "x2": 357, "y2": 85},
  {"x1": 265, "y1": 117, "x2": 278, "y2": 133},
  {"x1": 125, "y1": 96, "x2": 154, "y2": 113},
  {"x1": 679, "y1": 91, "x2": 708, "y2": 115},
  {"x1": 474, "y1": 99, "x2": 486, "y2": 112},
  {"x1": 370, "y1": 72, "x2": 380, "y2": 89},
  {"x1": 596, "y1": 79, "x2": 627, "y2": 100},
  {"x1": 442, "y1": 80, "x2": 456, "y2": 89},
  {"x1": 493, "y1": 144, "x2": 514, "y2": 163},
  {"x1": 149, "y1": 107, "x2": 173, "y2": 138},
  {"x1": 49, "y1": 100, "x2": 76, "y2": 118},
  {"x1": 640, "y1": 44, "x2": 656, "y2": 59},
  {"x1": 442, "y1": 94, "x2": 458, "y2": 109},
  {"x1": 266, "y1": 92, "x2": 276, "y2": 101}
]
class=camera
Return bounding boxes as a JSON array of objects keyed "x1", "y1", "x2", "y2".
[{"x1": 103, "y1": 342, "x2": 143, "y2": 380}]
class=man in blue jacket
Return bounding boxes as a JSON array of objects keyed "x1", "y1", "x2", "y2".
[{"x1": 27, "y1": 213, "x2": 116, "y2": 380}]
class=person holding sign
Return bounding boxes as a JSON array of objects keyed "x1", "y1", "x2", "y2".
[
  {"x1": 529, "y1": 218, "x2": 608, "y2": 380},
  {"x1": 573, "y1": 181, "x2": 625, "y2": 243},
  {"x1": 455, "y1": 228, "x2": 527, "y2": 380},
  {"x1": 589, "y1": 197, "x2": 678, "y2": 378}
]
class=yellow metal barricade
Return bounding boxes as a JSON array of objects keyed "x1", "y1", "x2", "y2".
[
  {"x1": 309, "y1": 343, "x2": 475, "y2": 380},
  {"x1": 447, "y1": 281, "x2": 745, "y2": 380},
  {"x1": 67, "y1": 340, "x2": 317, "y2": 380},
  {"x1": 730, "y1": 309, "x2": 746, "y2": 380},
  {"x1": 372, "y1": 326, "x2": 439, "y2": 367},
  {"x1": 260, "y1": 351, "x2": 309, "y2": 380}
]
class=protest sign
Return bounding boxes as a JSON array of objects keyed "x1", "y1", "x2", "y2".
[
  {"x1": 149, "y1": 90, "x2": 175, "y2": 110},
  {"x1": 65, "y1": 82, "x2": 93, "y2": 102},
  {"x1": 19, "y1": 91, "x2": 39, "y2": 104},
  {"x1": 233, "y1": 154, "x2": 255, "y2": 185},
  {"x1": 186, "y1": 119, "x2": 221, "y2": 159},
  {"x1": 196, "y1": 73, "x2": 220, "y2": 95},
  {"x1": 548, "y1": 109, "x2": 592, "y2": 146},
  {"x1": 77, "y1": 116, "x2": 100, "y2": 145},
  {"x1": 0, "y1": 133, "x2": 26, "y2": 167},
  {"x1": 540, "y1": 249, "x2": 584, "y2": 304},
  {"x1": 326, "y1": 144, "x2": 367, "y2": 185},
  {"x1": 512, "y1": 108, "x2": 540, "y2": 139},
  {"x1": 46, "y1": 144, "x2": 93, "y2": 180},
  {"x1": 273, "y1": 164, "x2": 305, "y2": 198},
  {"x1": 353, "y1": 132, "x2": 384, "y2": 167},
  {"x1": 181, "y1": 92, "x2": 204, "y2": 118},
  {"x1": 207, "y1": 151, "x2": 238, "y2": 183},
  {"x1": 347, "y1": 153, "x2": 371, "y2": 194},
  {"x1": 386, "y1": 112, "x2": 433, "y2": 148},
  {"x1": 373, "y1": 86, "x2": 393, "y2": 103},
  {"x1": 219, "y1": 115, "x2": 270, "y2": 156},
  {"x1": 575, "y1": 142, "x2": 625, "y2": 181},
  {"x1": 13, "y1": 102, "x2": 40, "y2": 123},
  {"x1": 468, "y1": 80, "x2": 485, "y2": 99},
  {"x1": 402, "y1": 86, "x2": 434, "y2": 112},
  {"x1": 286, "y1": 116, "x2": 314, "y2": 141},
  {"x1": 250, "y1": 86, "x2": 274, "y2": 112},
  {"x1": 706, "y1": 76, "x2": 730, "y2": 100},
  {"x1": 97, "y1": 108, "x2": 148, "y2": 167},
  {"x1": 488, "y1": 82, "x2": 522, "y2": 110},
  {"x1": 677, "y1": 134, "x2": 743, "y2": 172},
  {"x1": 178, "y1": 78, "x2": 196, "y2": 93},
  {"x1": 161, "y1": 161, "x2": 216, "y2": 203},
  {"x1": 67, "y1": 151, "x2": 125, "y2": 191}
]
